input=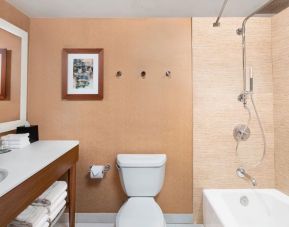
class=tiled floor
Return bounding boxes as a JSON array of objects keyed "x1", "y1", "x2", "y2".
[{"x1": 55, "y1": 224, "x2": 203, "y2": 227}]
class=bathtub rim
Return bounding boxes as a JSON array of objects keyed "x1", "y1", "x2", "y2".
[{"x1": 203, "y1": 188, "x2": 289, "y2": 227}]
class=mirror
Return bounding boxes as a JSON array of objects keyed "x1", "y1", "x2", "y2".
[{"x1": 0, "y1": 19, "x2": 28, "y2": 133}]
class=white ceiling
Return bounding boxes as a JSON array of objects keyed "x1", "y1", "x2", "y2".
[{"x1": 6, "y1": 0, "x2": 270, "y2": 18}]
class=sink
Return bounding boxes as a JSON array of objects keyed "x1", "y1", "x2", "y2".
[{"x1": 0, "y1": 169, "x2": 8, "y2": 183}]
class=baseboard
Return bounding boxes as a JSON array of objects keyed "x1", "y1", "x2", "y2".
[{"x1": 59, "y1": 213, "x2": 194, "y2": 224}]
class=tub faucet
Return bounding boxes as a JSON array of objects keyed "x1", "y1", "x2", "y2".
[{"x1": 236, "y1": 168, "x2": 257, "y2": 187}]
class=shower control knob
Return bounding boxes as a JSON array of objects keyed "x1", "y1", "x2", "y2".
[{"x1": 233, "y1": 124, "x2": 250, "y2": 141}]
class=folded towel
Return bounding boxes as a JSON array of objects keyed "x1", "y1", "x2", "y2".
[
  {"x1": 34, "y1": 216, "x2": 49, "y2": 227},
  {"x1": 1, "y1": 137, "x2": 30, "y2": 144},
  {"x1": 1, "y1": 134, "x2": 30, "y2": 149},
  {"x1": 34, "y1": 181, "x2": 67, "y2": 206},
  {"x1": 33, "y1": 191, "x2": 67, "y2": 214},
  {"x1": 10, "y1": 215, "x2": 48, "y2": 227},
  {"x1": 48, "y1": 191, "x2": 67, "y2": 214},
  {"x1": 2, "y1": 143, "x2": 30, "y2": 149},
  {"x1": 2, "y1": 139, "x2": 30, "y2": 145},
  {"x1": 9, "y1": 206, "x2": 48, "y2": 227},
  {"x1": 1, "y1": 133, "x2": 29, "y2": 141},
  {"x1": 49, "y1": 201, "x2": 66, "y2": 222},
  {"x1": 42, "y1": 222, "x2": 49, "y2": 227}
]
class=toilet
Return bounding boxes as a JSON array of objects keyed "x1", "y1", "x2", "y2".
[{"x1": 116, "y1": 154, "x2": 167, "y2": 227}]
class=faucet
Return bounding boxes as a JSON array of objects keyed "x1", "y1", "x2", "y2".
[{"x1": 236, "y1": 167, "x2": 257, "y2": 187}]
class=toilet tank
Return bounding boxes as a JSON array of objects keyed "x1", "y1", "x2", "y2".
[{"x1": 117, "y1": 154, "x2": 167, "y2": 197}]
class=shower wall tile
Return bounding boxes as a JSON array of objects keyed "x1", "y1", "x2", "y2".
[
  {"x1": 272, "y1": 8, "x2": 289, "y2": 196},
  {"x1": 192, "y1": 18, "x2": 275, "y2": 223}
]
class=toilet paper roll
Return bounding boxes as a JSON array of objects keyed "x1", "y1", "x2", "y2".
[{"x1": 90, "y1": 165, "x2": 104, "y2": 179}]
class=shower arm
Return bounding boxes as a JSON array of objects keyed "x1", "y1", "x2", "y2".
[
  {"x1": 213, "y1": 0, "x2": 229, "y2": 27},
  {"x1": 238, "y1": 0, "x2": 275, "y2": 93}
]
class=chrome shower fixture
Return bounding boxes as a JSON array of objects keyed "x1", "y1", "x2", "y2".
[
  {"x1": 233, "y1": 124, "x2": 251, "y2": 142},
  {"x1": 236, "y1": 28, "x2": 243, "y2": 36},
  {"x1": 233, "y1": 1, "x2": 272, "y2": 169},
  {"x1": 237, "y1": 67, "x2": 254, "y2": 106},
  {"x1": 213, "y1": 0, "x2": 229, "y2": 27},
  {"x1": 238, "y1": 92, "x2": 249, "y2": 105},
  {"x1": 236, "y1": 168, "x2": 257, "y2": 187}
]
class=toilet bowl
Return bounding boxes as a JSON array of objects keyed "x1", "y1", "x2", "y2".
[{"x1": 116, "y1": 154, "x2": 167, "y2": 227}]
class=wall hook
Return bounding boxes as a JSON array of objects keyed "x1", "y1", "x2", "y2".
[
  {"x1": 141, "y1": 71, "x2": 146, "y2": 79},
  {"x1": 165, "y1": 71, "x2": 171, "y2": 78},
  {"x1": 116, "y1": 71, "x2": 122, "y2": 78}
]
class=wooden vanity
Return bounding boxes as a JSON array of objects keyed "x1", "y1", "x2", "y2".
[{"x1": 0, "y1": 141, "x2": 79, "y2": 227}]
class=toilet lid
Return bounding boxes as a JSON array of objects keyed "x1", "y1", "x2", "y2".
[{"x1": 116, "y1": 197, "x2": 165, "y2": 227}]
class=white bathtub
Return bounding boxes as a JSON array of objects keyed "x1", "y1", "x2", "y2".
[{"x1": 203, "y1": 189, "x2": 289, "y2": 227}]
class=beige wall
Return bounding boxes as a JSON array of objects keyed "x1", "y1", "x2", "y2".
[
  {"x1": 28, "y1": 18, "x2": 193, "y2": 213},
  {"x1": 0, "y1": 0, "x2": 30, "y2": 32},
  {"x1": 272, "y1": 8, "x2": 289, "y2": 195},
  {"x1": 192, "y1": 18, "x2": 275, "y2": 223}
]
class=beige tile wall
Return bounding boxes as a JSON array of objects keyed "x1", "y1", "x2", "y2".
[
  {"x1": 192, "y1": 18, "x2": 275, "y2": 223},
  {"x1": 272, "y1": 8, "x2": 289, "y2": 195}
]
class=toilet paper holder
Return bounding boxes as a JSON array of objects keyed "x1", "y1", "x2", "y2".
[{"x1": 88, "y1": 164, "x2": 111, "y2": 175}]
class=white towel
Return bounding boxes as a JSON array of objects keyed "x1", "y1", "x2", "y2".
[
  {"x1": 34, "y1": 214, "x2": 48, "y2": 227},
  {"x1": 42, "y1": 222, "x2": 49, "y2": 227},
  {"x1": 1, "y1": 133, "x2": 29, "y2": 141},
  {"x1": 1, "y1": 133, "x2": 30, "y2": 149},
  {"x1": 2, "y1": 139, "x2": 30, "y2": 145},
  {"x1": 33, "y1": 191, "x2": 67, "y2": 214},
  {"x1": 9, "y1": 206, "x2": 48, "y2": 227},
  {"x1": 48, "y1": 191, "x2": 67, "y2": 213},
  {"x1": 49, "y1": 201, "x2": 66, "y2": 222},
  {"x1": 2, "y1": 142, "x2": 30, "y2": 149},
  {"x1": 34, "y1": 181, "x2": 67, "y2": 206}
]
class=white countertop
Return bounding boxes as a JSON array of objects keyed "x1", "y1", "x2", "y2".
[{"x1": 0, "y1": 140, "x2": 79, "y2": 197}]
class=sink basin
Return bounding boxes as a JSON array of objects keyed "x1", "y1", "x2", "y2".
[{"x1": 0, "y1": 169, "x2": 8, "y2": 183}]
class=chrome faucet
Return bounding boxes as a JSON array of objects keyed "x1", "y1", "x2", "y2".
[{"x1": 236, "y1": 167, "x2": 257, "y2": 187}]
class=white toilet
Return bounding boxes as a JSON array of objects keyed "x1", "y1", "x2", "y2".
[{"x1": 116, "y1": 154, "x2": 167, "y2": 227}]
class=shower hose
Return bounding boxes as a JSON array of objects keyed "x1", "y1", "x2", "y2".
[{"x1": 235, "y1": 93, "x2": 267, "y2": 169}]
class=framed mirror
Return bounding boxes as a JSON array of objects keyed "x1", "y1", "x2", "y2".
[{"x1": 0, "y1": 19, "x2": 28, "y2": 133}]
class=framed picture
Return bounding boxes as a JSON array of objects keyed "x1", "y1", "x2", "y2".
[
  {"x1": 0, "y1": 48, "x2": 7, "y2": 100},
  {"x1": 62, "y1": 48, "x2": 103, "y2": 100}
]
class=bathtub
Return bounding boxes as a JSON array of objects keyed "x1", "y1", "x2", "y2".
[{"x1": 203, "y1": 189, "x2": 289, "y2": 227}]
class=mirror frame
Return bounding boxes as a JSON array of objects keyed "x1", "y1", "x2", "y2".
[
  {"x1": 0, "y1": 18, "x2": 28, "y2": 133},
  {"x1": 0, "y1": 48, "x2": 7, "y2": 100}
]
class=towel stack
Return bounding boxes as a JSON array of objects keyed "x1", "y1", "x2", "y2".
[
  {"x1": 1, "y1": 133, "x2": 30, "y2": 149},
  {"x1": 8, "y1": 181, "x2": 67, "y2": 227},
  {"x1": 33, "y1": 181, "x2": 68, "y2": 224},
  {"x1": 9, "y1": 206, "x2": 49, "y2": 227}
]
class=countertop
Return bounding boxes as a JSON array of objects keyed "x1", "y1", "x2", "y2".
[{"x1": 0, "y1": 140, "x2": 79, "y2": 197}]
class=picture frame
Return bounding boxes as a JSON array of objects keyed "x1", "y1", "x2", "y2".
[
  {"x1": 62, "y1": 48, "x2": 104, "y2": 100},
  {"x1": 0, "y1": 48, "x2": 7, "y2": 100}
]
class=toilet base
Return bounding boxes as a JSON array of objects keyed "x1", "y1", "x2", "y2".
[{"x1": 116, "y1": 197, "x2": 166, "y2": 227}]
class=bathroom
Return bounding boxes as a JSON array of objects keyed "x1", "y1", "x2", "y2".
[{"x1": 0, "y1": 0, "x2": 289, "y2": 226}]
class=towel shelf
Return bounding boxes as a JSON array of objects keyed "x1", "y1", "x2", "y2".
[{"x1": 0, "y1": 142, "x2": 79, "y2": 227}]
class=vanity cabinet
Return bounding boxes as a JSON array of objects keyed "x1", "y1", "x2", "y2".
[{"x1": 0, "y1": 141, "x2": 79, "y2": 227}]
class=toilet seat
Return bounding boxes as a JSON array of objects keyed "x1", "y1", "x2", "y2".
[{"x1": 116, "y1": 197, "x2": 166, "y2": 227}]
